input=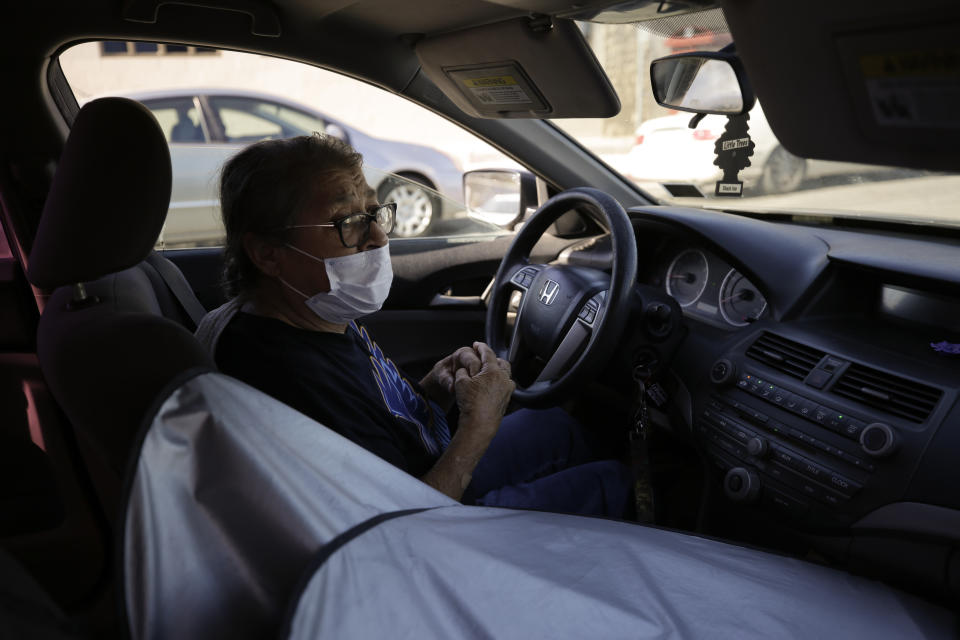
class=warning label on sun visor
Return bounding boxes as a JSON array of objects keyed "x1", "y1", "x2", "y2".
[
  {"x1": 859, "y1": 49, "x2": 960, "y2": 129},
  {"x1": 462, "y1": 76, "x2": 532, "y2": 105},
  {"x1": 445, "y1": 63, "x2": 548, "y2": 114}
]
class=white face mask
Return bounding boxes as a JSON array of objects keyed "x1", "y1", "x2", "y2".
[{"x1": 280, "y1": 244, "x2": 393, "y2": 324}]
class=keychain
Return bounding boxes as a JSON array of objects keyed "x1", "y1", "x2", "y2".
[{"x1": 629, "y1": 371, "x2": 655, "y2": 524}]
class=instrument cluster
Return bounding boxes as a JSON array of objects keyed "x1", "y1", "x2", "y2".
[{"x1": 659, "y1": 248, "x2": 768, "y2": 328}]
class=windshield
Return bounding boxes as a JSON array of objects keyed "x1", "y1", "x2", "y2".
[{"x1": 552, "y1": 13, "x2": 959, "y2": 227}]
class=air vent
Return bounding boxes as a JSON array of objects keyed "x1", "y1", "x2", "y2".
[
  {"x1": 745, "y1": 333, "x2": 825, "y2": 380},
  {"x1": 833, "y1": 363, "x2": 941, "y2": 424}
]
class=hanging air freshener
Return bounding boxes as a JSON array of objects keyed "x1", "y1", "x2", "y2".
[{"x1": 713, "y1": 112, "x2": 755, "y2": 197}]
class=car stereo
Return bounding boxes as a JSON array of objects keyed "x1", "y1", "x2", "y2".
[{"x1": 693, "y1": 331, "x2": 945, "y2": 529}]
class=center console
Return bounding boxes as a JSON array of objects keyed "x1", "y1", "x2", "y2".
[{"x1": 693, "y1": 331, "x2": 948, "y2": 529}]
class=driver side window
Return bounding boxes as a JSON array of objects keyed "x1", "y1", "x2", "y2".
[{"x1": 59, "y1": 42, "x2": 516, "y2": 248}]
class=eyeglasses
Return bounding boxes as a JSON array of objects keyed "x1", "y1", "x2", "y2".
[{"x1": 286, "y1": 202, "x2": 396, "y2": 248}]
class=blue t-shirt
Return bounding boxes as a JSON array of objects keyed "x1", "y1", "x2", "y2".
[{"x1": 216, "y1": 312, "x2": 451, "y2": 476}]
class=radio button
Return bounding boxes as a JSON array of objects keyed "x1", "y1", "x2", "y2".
[
  {"x1": 842, "y1": 418, "x2": 866, "y2": 440},
  {"x1": 797, "y1": 399, "x2": 818, "y2": 418},
  {"x1": 826, "y1": 472, "x2": 861, "y2": 497},
  {"x1": 827, "y1": 412, "x2": 848, "y2": 432},
  {"x1": 763, "y1": 486, "x2": 809, "y2": 516},
  {"x1": 811, "y1": 438, "x2": 831, "y2": 454},
  {"x1": 813, "y1": 406, "x2": 831, "y2": 425},
  {"x1": 772, "y1": 448, "x2": 799, "y2": 469},
  {"x1": 746, "y1": 436, "x2": 770, "y2": 458},
  {"x1": 724, "y1": 467, "x2": 761, "y2": 503},
  {"x1": 765, "y1": 463, "x2": 787, "y2": 482},
  {"x1": 799, "y1": 459, "x2": 825, "y2": 481},
  {"x1": 821, "y1": 492, "x2": 843, "y2": 507}
]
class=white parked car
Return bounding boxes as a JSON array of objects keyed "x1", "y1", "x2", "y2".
[
  {"x1": 121, "y1": 89, "x2": 464, "y2": 244},
  {"x1": 622, "y1": 104, "x2": 893, "y2": 196}
]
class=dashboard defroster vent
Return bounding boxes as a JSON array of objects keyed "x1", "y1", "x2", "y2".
[
  {"x1": 833, "y1": 363, "x2": 941, "y2": 424},
  {"x1": 745, "y1": 332, "x2": 825, "y2": 380}
]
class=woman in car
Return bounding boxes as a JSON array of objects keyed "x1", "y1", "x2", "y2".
[{"x1": 196, "y1": 133, "x2": 633, "y2": 516}]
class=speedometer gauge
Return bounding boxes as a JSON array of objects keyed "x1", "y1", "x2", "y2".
[
  {"x1": 666, "y1": 249, "x2": 709, "y2": 307},
  {"x1": 719, "y1": 269, "x2": 767, "y2": 326}
]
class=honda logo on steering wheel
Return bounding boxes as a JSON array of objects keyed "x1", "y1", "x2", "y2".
[{"x1": 538, "y1": 279, "x2": 560, "y2": 306}]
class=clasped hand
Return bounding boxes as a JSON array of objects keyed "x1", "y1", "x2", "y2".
[{"x1": 421, "y1": 342, "x2": 515, "y2": 425}]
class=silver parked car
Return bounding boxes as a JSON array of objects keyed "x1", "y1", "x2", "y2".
[{"x1": 121, "y1": 89, "x2": 464, "y2": 244}]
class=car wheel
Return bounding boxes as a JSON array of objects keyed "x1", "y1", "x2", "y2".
[
  {"x1": 761, "y1": 146, "x2": 806, "y2": 194},
  {"x1": 378, "y1": 176, "x2": 439, "y2": 238}
]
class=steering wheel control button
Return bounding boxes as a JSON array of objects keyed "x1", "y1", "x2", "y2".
[
  {"x1": 511, "y1": 266, "x2": 542, "y2": 289},
  {"x1": 710, "y1": 358, "x2": 736, "y2": 385},
  {"x1": 860, "y1": 422, "x2": 897, "y2": 457},
  {"x1": 724, "y1": 468, "x2": 760, "y2": 503},
  {"x1": 577, "y1": 296, "x2": 601, "y2": 325}
]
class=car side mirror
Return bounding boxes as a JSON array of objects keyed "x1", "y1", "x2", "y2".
[
  {"x1": 650, "y1": 51, "x2": 755, "y2": 116},
  {"x1": 463, "y1": 169, "x2": 537, "y2": 229}
]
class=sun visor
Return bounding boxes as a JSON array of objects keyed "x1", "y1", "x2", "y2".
[
  {"x1": 415, "y1": 17, "x2": 620, "y2": 119},
  {"x1": 722, "y1": 1, "x2": 960, "y2": 171}
]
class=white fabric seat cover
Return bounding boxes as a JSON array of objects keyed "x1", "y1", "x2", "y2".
[
  {"x1": 284, "y1": 507, "x2": 955, "y2": 639},
  {"x1": 122, "y1": 374, "x2": 956, "y2": 640},
  {"x1": 122, "y1": 373, "x2": 455, "y2": 640}
]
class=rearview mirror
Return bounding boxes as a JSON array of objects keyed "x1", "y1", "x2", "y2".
[
  {"x1": 463, "y1": 169, "x2": 537, "y2": 229},
  {"x1": 650, "y1": 51, "x2": 755, "y2": 115}
]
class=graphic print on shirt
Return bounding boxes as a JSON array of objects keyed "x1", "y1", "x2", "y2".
[{"x1": 353, "y1": 323, "x2": 451, "y2": 454}]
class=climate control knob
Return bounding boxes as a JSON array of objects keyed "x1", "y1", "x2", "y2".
[
  {"x1": 724, "y1": 467, "x2": 761, "y2": 503},
  {"x1": 860, "y1": 422, "x2": 897, "y2": 458}
]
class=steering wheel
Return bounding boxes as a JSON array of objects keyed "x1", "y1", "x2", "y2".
[{"x1": 486, "y1": 187, "x2": 637, "y2": 407}]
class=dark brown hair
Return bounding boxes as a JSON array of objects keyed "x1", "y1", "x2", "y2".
[{"x1": 219, "y1": 133, "x2": 363, "y2": 298}]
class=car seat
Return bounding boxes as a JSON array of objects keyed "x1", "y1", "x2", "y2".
[{"x1": 25, "y1": 97, "x2": 215, "y2": 525}]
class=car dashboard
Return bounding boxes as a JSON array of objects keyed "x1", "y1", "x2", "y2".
[{"x1": 561, "y1": 202, "x2": 960, "y2": 599}]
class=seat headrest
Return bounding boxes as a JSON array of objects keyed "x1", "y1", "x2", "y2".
[{"x1": 27, "y1": 97, "x2": 172, "y2": 289}]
